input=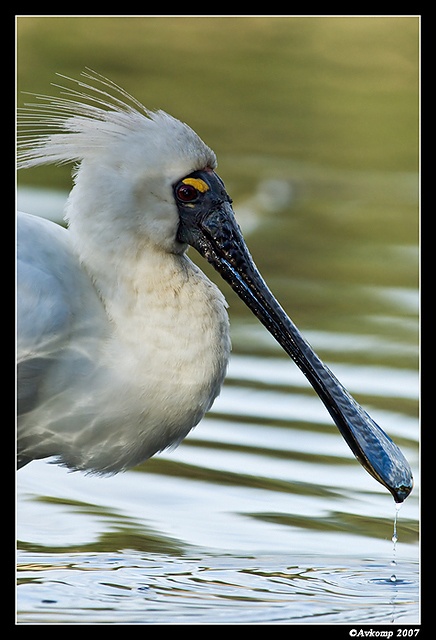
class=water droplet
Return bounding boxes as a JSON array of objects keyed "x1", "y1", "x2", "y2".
[{"x1": 389, "y1": 502, "x2": 403, "y2": 583}]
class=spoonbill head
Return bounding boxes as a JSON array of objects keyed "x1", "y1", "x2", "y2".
[{"x1": 17, "y1": 70, "x2": 413, "y2": 502}]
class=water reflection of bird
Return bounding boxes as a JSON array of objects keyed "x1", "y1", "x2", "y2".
[{"x1": 17, "y1": 70, "x2": 412, "y2": 502}]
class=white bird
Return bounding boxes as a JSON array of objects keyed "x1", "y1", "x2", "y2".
[{"x1": 17, "y1": 70, "x2": 412, "y2": 502}]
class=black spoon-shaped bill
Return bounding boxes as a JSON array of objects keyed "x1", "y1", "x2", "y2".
[{"x1": 176, "y1": 170, "x2": 413, "y2": 503}]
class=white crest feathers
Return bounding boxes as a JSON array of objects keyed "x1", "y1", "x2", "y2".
[{"x1": 17, "y1": 68, "x2": 216, "y2": 173}]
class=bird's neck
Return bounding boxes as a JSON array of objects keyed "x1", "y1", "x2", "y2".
[
  {"x1": 70, "y1": 222, "x2": 183, "y2": 324},
  {"x1": 64, "y1": 174, "x2": 230, "y2": 373}
]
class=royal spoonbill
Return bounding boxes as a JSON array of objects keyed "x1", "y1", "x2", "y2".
[{"x1": 17, "y1": 70, "x2": 413, "y2": 503}]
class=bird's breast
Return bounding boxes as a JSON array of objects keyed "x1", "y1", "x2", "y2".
[{"x1": 93, "y1": 253, "x2": 231, "y2": 471}]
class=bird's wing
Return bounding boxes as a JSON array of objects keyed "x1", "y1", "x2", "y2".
[{"x1": 17, "y1": 212, "x2": 108, "y2": 434}]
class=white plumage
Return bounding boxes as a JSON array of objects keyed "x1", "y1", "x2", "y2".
[{"x1": 17, "y1": 71, "x2": 230, "y2": 473}]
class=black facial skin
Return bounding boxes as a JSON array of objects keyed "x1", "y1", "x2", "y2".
[{"x1": 175, "y1": 169, "x2": 413, "y2": 503}]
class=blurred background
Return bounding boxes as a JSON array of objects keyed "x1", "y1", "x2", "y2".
[
  {"x1": 16, "y1": 16, "x2": 419, "y2": 624},
  {"x1": 17, "y1": 16, "x2": 419, "y2": 322}
]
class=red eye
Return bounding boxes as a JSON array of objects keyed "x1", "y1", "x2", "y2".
[{"x1": 177, "y1": 183, "x2": 198, "y2": 202}]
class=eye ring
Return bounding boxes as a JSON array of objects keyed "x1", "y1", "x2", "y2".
[{"x1": 176, "y1": 183, "x2": 198, "y2": 203}]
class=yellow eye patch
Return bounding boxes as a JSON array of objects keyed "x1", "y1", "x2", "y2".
[{"x1": 182, "y1": 178, "x2": 210, "y2": 193}]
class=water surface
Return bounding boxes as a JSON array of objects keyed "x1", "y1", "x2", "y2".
[{"x1": 17, "y1": 182, "x2": 419, "y2": 623}]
